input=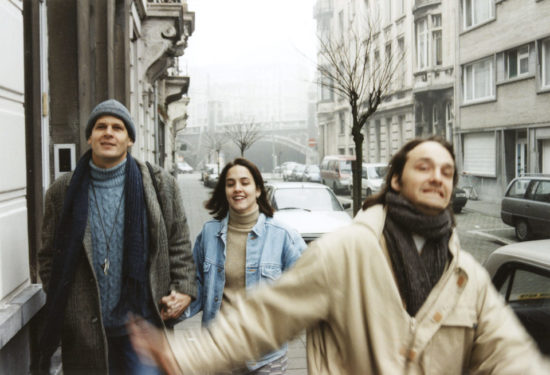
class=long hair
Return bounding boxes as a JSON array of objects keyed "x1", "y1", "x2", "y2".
[
  {"x1": 362, "y1": 135, "x2": 458, "y2": 211},
  {"x1": 205, "y1": 158, "x2": 274, "y2": 220}
]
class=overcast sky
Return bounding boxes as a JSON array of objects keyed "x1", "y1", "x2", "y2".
[{"x1": 182, "y1": 0, "x2": 317, "y2": 73}]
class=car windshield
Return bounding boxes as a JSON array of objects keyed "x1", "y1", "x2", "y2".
[
  {"x1": 366, "y1": 166, "x2": 387, "y2": 179},
  {"x1": 339, "y1": 161, "x2": 352, "y2": 173},
  {"x1": 273, "y1": 188, "x2": 343, "y2": 211}
]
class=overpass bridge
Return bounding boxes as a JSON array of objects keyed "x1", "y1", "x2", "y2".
[{"x1": 176, "y1": 121, "x2": 317, "y2": 171}]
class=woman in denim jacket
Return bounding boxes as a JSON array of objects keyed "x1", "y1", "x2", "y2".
[{"x1": 185, "y1": 158, "x2": 306, "y2": 374}]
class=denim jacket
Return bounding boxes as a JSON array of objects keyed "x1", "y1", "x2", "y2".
[{"x1": 185, "y1": 212, "x2": 306, "y2": 370}]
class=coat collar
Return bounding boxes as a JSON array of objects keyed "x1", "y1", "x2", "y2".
[{"x1": 354, "y1": 204, "x2": 465, "y2": 274}]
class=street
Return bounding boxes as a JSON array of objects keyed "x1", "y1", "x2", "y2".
[{"x1": 174, "y1": 172, "x2": 515, "y2": 374}]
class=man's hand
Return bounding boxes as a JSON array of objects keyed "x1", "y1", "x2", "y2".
[
  {"x1": 160, "y1": 291, "x2": 192, "y2": 320},
  {"x1": 127, "y1": 315, "x2": 182, "y2": 375}
]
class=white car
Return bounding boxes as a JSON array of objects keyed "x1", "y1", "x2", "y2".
[
  {"x1": 177, "y1": 162, "x2": 193, "y2": 174},
  {"x1": 484, "y1": 240, "x2": 550, "y2": 355},
  {"x1": 351, "y1": 163, "x2": 388, "y2": 199},
  {"x1": 266, "y1": 182, "x2": 352, "y2": 243}
]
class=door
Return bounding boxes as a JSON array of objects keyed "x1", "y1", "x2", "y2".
[{"x1": 542, "y1": 139, "x2": 550, "y2": 174}]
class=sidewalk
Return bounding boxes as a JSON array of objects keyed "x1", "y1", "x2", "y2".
[{"x1": 463, "y1": 198, "x2": 501, "y2": 218}]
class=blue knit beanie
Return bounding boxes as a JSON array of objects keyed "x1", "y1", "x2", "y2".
[{"x1": 86, "y1": 99, "x2": 136, "y2": 142}]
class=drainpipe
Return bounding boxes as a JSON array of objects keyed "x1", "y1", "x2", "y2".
[{"x1": 154, "y1": 81, "x2": 159, "y2": 164}]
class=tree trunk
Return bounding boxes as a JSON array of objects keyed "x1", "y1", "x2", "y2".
[{"x1": 351, "y1": 126, "x2": 364, "y2": 216}]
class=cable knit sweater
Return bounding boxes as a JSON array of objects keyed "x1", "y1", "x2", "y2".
[{"x1": 89, "y1": 159, "x2": 127, "y2": 333}]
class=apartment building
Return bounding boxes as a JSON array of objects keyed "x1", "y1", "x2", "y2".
[
  {"x1": 0, "y1": 1, "x2": 194, "y2": 372},
  {"x1": 412, "y1": 0, "x2": 457, "y2": 144},
  {"x1": 314, "y1": 0, "x2": 417, "y2": 162},
  {"x1": 366, "y1": 0, "x2": 416, "y2": 164},
  {"x1": 457, "y1": 0, "x2": 550, "y2": 199}
]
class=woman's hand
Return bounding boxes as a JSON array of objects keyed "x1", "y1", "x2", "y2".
[
  {"x1": 127, "y1": 315, "x2": 183, "y2": 375},
  {"x1": 160, "y1": 291, "x2": 192, "y2": 320}
]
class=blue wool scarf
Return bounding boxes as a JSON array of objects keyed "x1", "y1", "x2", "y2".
[{"x1": 39, "y1": 150, "x2": 149, "y2": 363}]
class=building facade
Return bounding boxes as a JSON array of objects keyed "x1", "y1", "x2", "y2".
[
  {"x1": 0, "y1": 1, "x2": 194, "y2": 373},
  {"x1": 314, "y1": 0, "x2": 417, "y2": 163},
  {"x1": 456, "y1": 0, "x2": 550, "y2": 199}
]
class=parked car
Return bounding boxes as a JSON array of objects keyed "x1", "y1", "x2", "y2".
[
  {"x1": 302, "y1": 165, "x2": 321, "y2": 183},
  {"x1": 266, "y1": 182, "x2": 352, "y2": 243},
  {"x1": 484, "y1": 239, "x2": 550, "y2": 355},
  {"x1": 351, "y1": 163, "x2": 388, "y2": 199},
  {"x1": 204, "y1": 170, "x2": 219, "y2": 188},
  {"x1": 202, "y1": 164, "x2": 219, "y2": 186},
  {"x1": 176, "y1": 161, "x2": 193, "y2": 174},
  {"x1": 288, "y1": 163, "x2": 306, "y2": 182},
  {"x1": 200, "y1": 163, "x2": 218, "y2": 182},
  {"x1": 320, "y1": 155, "x2": 354, "y2": 194},
  {"x1": 281, "y1": 161, "x2": 298, "y2": 181},
  {"x1": 451, "y1": 187, "x2": 468, "y2": 213},
  {"x1": 501, "y1": 176, "x2": 550, "y2": 241}
]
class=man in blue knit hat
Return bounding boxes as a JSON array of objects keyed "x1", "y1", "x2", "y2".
[{"x1": 37, "y1": 99, "x2": 197, "y2": 374}]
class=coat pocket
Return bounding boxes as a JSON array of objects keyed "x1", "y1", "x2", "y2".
[
  {"x1": 260, "y1": 265, "x2": 282, "y2": 285},
  {"x1": 423, "y1": 307, "x2": 478, "y2": 374}
]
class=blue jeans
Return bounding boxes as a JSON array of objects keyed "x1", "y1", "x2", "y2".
[{"x1": 108, "y1": 335, "x2": 163, "y2": 375}]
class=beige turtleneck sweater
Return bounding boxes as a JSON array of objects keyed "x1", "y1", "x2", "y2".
[{"x1": 222, "y1": 206, "x2": 259, "y2": 310}]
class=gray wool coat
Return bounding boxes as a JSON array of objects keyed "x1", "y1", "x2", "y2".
[{"x1": 38, "y1": 159, "x2": 197, "y2": 374}]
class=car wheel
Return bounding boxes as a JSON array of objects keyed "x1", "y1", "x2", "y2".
[
  {"x1": 515, "y1": 220, "x2": 531, "y2": 241},
  {"x1": 453, "y1": 205, "x2": 462, "y2": 214}
]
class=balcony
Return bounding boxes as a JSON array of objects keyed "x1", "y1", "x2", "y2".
[{"x1": 413, "y1": 0, "x2": 441, "y2": 12}]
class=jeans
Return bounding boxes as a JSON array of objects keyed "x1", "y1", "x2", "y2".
[{"x1": 108, "y1": 335, "x2": 163, "y2": 375}]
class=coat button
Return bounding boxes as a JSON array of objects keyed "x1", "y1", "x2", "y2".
[{"x1": 91, "y1": 317, "x2": 98, "y2": 324}]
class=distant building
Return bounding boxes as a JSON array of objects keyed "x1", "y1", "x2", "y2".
[
  {"x1": 0, "y1": 1, "x2": 194, "y2": 373},
  {"x1": 456, "y1": 0, "x2": 550, "y2": 199},
  {"x1": 314, "y1": 0, "x2": 417, "y2": 162}
]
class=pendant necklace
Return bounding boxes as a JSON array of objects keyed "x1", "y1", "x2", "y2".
[{"x1": 91, "y1": 183, "x2": 125, "y2": 275}]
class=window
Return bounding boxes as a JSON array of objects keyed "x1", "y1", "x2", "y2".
[
  {"x1": 416, "y1": 19, "x2": 428, "y2": 70},
  {"x1": 385, "y1": 0, "x2": 392, "y2": 25},
  {"x1": 433, "y1": 30, "x2": 442, "y2": 66},
  {"x1": 542, "y1": 39, "x2": 550, "y2": 89},
  {"x1": 385, "y1": 42, "x2": 392, "y2": 65},
  {"x1": 397, "y1": 38, "x2": 405, "y2": 88},
  {"x1": 431, "y1": 15, "x2": 442, "y2": 67},
  {"x1": 339, "y1": 112, "x2": 346, "y2": 135},
  {"x1": 463, "y1": 0, "x2": 494, "y2": 29},
  {"x1": 506, "y1": 45, "x2": 530, "y2": 79},
  {"x1": 396, "y1": 0, "x2": 404, "y2": 16},
  {"x1": 338, "y1": 10, "x2": 344, "y2": 42},
  {"x1": 462, "y1": 132, "x2": 496, "y2": 176},
  {"x1": 463, "y1": 57, "x2": 495, "y2": 103},
  {"x1": 320, "y1": 75, "x2": 334, "y2": 101}
]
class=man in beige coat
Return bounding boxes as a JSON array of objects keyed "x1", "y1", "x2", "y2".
[{"x1": 129, "y1": 136, "x2": 550, "y2": 374}]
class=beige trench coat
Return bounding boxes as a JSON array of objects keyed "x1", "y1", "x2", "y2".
[{"x1": 168, "y1": 204, "x2": 550, "y2": 374}]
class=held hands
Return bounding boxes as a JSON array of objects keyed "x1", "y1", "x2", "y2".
[
  {"x1": 160, "y1": 291, "x2": 192, "y2": 321},
  {"x1": 127, "y1": 315, "x2": 182, "y2": 375}
]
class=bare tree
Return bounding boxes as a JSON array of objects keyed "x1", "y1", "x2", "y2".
[
  {"x1": 225, "y1": 122, "x2": 263, "y2": 157},
  {"x1": 317, "y1": 14, "x2": 403, "y2": 215},
  {"x1": 203, "y1": 130, "x2": 227, "y2": 173}
]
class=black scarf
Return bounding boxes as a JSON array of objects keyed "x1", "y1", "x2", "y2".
[
  {"x1": 39, "y1": 150, "x2": 149, "y2": 363},
  {"x1": 383, "y1": 192, "x2": 453, "y2": 317}
]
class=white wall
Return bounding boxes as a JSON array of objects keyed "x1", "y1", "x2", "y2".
[{"x1": 0, "y1": 0, "x2": 29, "y2": 300}]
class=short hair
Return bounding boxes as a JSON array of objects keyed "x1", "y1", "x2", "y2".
[
  {"x1": 205, "y1": 158, "x2": 274, "y2": 220},
  {"x1": 362, "y1": 135, "x2": 458, "y2": 210}
]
